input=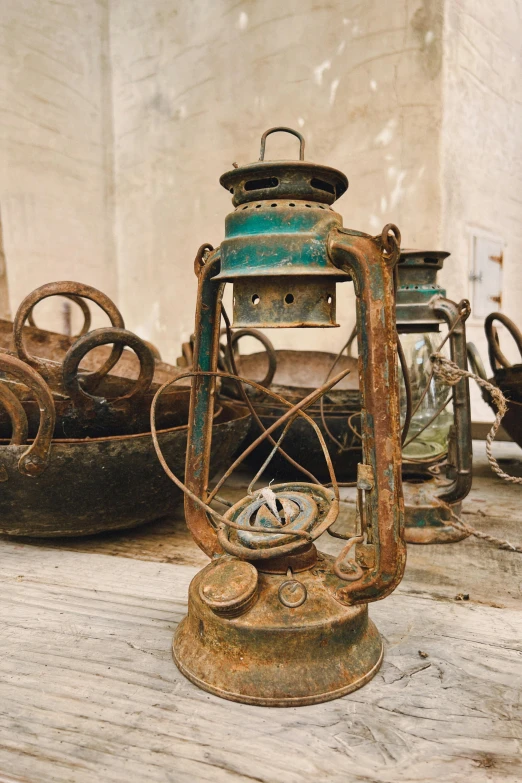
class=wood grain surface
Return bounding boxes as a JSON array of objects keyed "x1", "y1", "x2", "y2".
[{"x1": 0, "y1": 441, "x2": 521, "y2": 782}]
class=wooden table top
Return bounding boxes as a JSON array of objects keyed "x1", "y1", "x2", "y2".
[{"x1": 0, "y1": 441, "x2": 521, "y2": 783}]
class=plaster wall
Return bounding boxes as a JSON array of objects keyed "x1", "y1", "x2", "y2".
[
  {"x1": 440, "y1": 0, "x2": 522, "y2": 419},
  {"x1": 109, "y1": 0, "x2": 444, "y2": 361},
  {"x1": 0, "y1": 0, "x2": 116, "y2": 331},
  {"x1": 2, "y1": 0, "x2": 520, "y2": 425}
]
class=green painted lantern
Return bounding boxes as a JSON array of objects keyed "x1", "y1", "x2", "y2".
[
  {"x1": 170, "y1": 128, "x2": 407, "y2": 706},
  {"x1": 396, "y1": 250, "x2": 472, "y2": 544}
]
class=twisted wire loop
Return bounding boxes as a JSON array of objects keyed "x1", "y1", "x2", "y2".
[
  {"x1": 333, "y1": 534, "x2": 365, "y2": 582},
  {"x1": 430, "y1": 351, "x2": 522, "y2": 553},
  {"x1": 380, "y1": 223, "x2": 401, "y2": 259}
]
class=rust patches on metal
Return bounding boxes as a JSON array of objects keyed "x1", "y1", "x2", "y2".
[
  {"x1": 13, "y1": 281, "x2": 126, "y2": 393},
  {"x1": 402, "y1": 475, "x2": 468, "y2": 544},
  {"x1": 328, "y1": 225, "x2": 406, "y2": 604},
  {"x1": 171, "y1": 129, "x2": 406, "y2": 705},
  {"x1": 174, "y1": 551, "x2": 383, "y2": 707},
  {"x1": 0, "y1": 353, "x2": 55, "y2": 476},
  {"x1": 0, "y1": 323, "x2": 188, "y2": 439}
]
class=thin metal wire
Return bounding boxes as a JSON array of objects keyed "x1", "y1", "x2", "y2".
[
  {"x1": 150, "y1": 372, "x2": 326, "y2": 540},
  {"x1": 318, "y1": 335, "x2": 355, "y2": 452},
  {"x1": 150, "y1": 368, "x2": 345, "y2": 540},
  {"x1": 345, "y1": 323, "x2": 357, "y2": 357},
  {"x1": 213, "y1": 495, "x2": 233, "y2": 508},
  {"x1": 221, "y1": 307, "x2": 322, "y2": 486},
  {"x1": 347, "y1": 412, "x2": 362, "y2": 442},
  {"x1": 402, "y1": 394, "x2": 452, "y2": 449},
  {"x1": 246, "y1": 415, "x2": 297, "y2": 496},
  {"x1": 207, "y1": 368, "x2": 348, "y2": 503}
]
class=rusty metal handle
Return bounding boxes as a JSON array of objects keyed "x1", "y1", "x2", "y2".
[
  {"x1": 328, "y1": 224, "x2": 406, "y2": 605},
  {"x1": 27, "y1": 294, "x2": 92, "y2": 336},
  {"x1": 467, "y1": 342, "x2": 488, "y2": 381},
  {"x1": 259, "y1": 127, "x2": 305, "y2": 161},
  {"x1": 0, "y1": 383, "x2": 28, "y2": 445},
  {"x1": 0, "y1": 354, "x2": 55, "y2": 476},
  {"x1": 62, "y1": 327, "x2": 155, "y2": 408},
  {"x1": 485, "y1": 312, "x2": 522, "y2": 370},
  {"x1": 14, "y1": 282, "x2": 125, "y2": 389},
  {"x1": 433, "y1": 299, "x2": 472, "y2": 505},
  {"x1": 226, "y1": 328, "x2": 277, "y2": 389}
]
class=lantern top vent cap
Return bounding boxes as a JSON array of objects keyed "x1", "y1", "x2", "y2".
[
  {"x1": 220, "y1": 127, "x2": 349, "y2": 208},
  {"x1": 399, "y1": 249, "x2": 450, "y2": 270}
]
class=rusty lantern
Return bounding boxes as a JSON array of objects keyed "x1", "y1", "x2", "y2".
[
  {"x1": 160, "y1": 128, "x2": 406, "y2": 706},
  {"x1": 397, "y1": 250, "x2": 472, "y2": 543}
]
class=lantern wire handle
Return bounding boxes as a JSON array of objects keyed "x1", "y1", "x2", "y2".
[
  {"x1": 392, "y1": 263, "x2": 413, "y2": 445},
  {"x1": 259, "y1": 127, "x2": 305, "y2": 161},
  {"x1": 150, "y1": 368, "x2": 347, "y2": 542}
]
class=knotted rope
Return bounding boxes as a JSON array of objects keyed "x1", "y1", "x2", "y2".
[{"x1": 430, "y1": 352, "x2": 522, "y2": 552}]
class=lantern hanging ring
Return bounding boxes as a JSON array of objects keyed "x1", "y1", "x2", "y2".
[{"x1": 259, "y1": 126, "x2": 305, "y2": 161}]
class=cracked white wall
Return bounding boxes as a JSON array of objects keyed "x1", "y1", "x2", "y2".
[
  {"x1": 0, "y1": 0, "x2": 116, "y2": 331},
  {"x1": 441, "y1": 0, "x2": 522, "y2": 420},
  {"x1": 109, "y1": 0, "x2": 444, "y2": 359}
]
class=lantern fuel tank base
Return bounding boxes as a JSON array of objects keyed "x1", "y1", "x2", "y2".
[
  {"x1": 403, "y1": 478, "x2": 469, "y2": 544},
  {"x1": 172, "y1": 553, "x2": 383, "y2": 707}
]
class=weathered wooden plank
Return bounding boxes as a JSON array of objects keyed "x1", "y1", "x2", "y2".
[{"x1": 0, "y1": 542, "x2": 520, "y2": 783}]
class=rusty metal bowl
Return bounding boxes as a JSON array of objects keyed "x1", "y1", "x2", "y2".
[
  {"x1": 0, "y1": 354, "x2": 251, "y2": 537},
  {"x1": 490, "y1": 364, "x2": 522, "y2": 447},
  {"x1": 221, "y1": 331, "x2": 362, "y2": 482},
  {"x1": 0, "y1": 280, "x2": 181, "y2": 391},
  {"x1": 232, "y1": 349, "x2": 360, "y2": 408},
  {"x1": 468, "y1": 315, "x2": 522, "y2": 448},
  {"x1": 0, "y1": 327, "x2": 190, "y2": 439}
]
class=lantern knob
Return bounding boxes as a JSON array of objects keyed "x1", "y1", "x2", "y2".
[{"x1": 198, "y1": 558, "x2": 258, "y2": 618}]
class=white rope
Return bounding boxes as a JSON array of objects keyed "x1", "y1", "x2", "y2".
[{"x1": 430, "y1": 352, "x2": 522, "y2": 552}]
